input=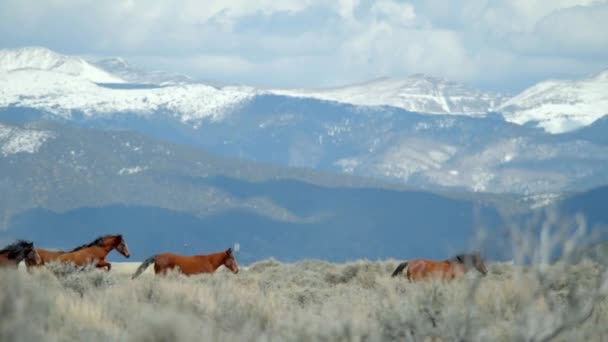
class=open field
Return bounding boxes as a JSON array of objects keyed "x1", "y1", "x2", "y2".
[{"x1": 3, "y1": 257, "x2": 608, "y2": 342}]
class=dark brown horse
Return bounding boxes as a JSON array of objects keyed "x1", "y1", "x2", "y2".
[
  {"x1": 0, "y1": 240, "x2": 42, "y2": 268},
  {"x1": 55, "y1": 234, "x2": 130, "y2": 270},
  {"x1": 391, "y1": 253, "x2": 488, "y2": 282},
  {"x1": 132, "y1": 248, "x2": 239, "y2": 279},
  {"x1": 25, "y1": 248, "x2": 66, "y2": 269}
]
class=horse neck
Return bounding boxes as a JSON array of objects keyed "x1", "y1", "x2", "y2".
[
  {"x1": 199, "y1": 251, "x2": 227, "y2": 270},
  {"x1": 446, "y1": 258, "x2": 465, "y2": 269},
  {"x1": 85, "y1": 245, "x2": 113, "y2": 258}
]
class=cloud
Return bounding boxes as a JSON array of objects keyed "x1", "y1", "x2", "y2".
[
  {"x1": 0, "y1": 0, "x2": 606, "y2": 90},
  {"x1": 516, "y1": 3, "x2": 608, "y2": 58}
]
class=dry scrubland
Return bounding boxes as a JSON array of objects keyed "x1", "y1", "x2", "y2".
[
  {"x1": 2, "y1": 215, "x2": 608, "y2": 342},
  {"x1": 0, "y1": 256, "x2": 606, "y2": 342}
]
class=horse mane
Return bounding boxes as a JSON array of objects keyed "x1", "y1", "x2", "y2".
[
  {"x1": 450, "y1": 252, "x2": 481, "y2": 264},
  {"x1": 0, "y1": 240, "x2": 33, "y2": 258},
  {"x1": 69, "y1": 234, "x2": 122, "y2": 252},
  {"x1": 450, "y1": 253, "x2": 472, "y2": 263}
]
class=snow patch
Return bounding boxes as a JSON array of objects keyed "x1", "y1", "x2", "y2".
[
  {"x1": 522, "y1": 193, "x2": 560, "y2": 209},
  {"x1": 0, "y1": 124, "x2": 54, "y2": 156},
  {"x1": 471, "y1": 169, "x2": 495, "y2": 192},
  {"x1": 118, "y1": 166, "x2": 147, "y2": 175},
  {"x1": 334, "y1": 158, "x2": 360, "y2": 174},
  {"x1": 375, "y1": 140, "x2": 456, "y2": 181}
]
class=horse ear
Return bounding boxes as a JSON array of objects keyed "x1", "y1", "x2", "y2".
[
  {"x1": 456, "y1": 255, "x2": 464, "y2": 263},
  {"x1": 226, "y1": 248, "x2": 232, "y2": 256}
]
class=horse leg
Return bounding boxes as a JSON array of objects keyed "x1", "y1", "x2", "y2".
[{"x1": 96, "y1": 260, "x2": 112, "y2": 271}]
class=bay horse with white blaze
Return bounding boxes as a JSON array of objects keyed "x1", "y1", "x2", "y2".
[
  {"x1": 0, "y1": 240, "x2": 42, "y2": 268},
  {"x1": 55, "y1": 234, "x2": 130, "y2": 270},
  {"x1": 132, "y1": 247, "x2": 239, "y2": 278},
  {"x1": 391, "y1": 252, "x2": 488, "y2": 282}
]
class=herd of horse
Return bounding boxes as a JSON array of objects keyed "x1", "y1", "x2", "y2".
[{"x1": 0, "y1": 234, "x2": 489, "y2": 282}]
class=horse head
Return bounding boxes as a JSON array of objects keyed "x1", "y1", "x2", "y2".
[
  {"x1": 111, "y1": 235, "x2": 130, "y2": 258},
  {"x1": 25, "y1": 247, "x2": 42, "y2": 266},
  {"x1": 2, "y1": 240, "x2": 40, "y2": 264},
  {"x1": 223, "y1": 248, "x2": 239, "y2": 274},
  {"x1": 472, "y1": 252, "x2": 488, "y2": 276},
  {"x1": 453, "y1": 252, "x2": 488, "y2": 276}
]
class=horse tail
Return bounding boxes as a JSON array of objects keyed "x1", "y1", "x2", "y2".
[
  {"x1": 391, "y1": 261, "x2": 409, "y2": 277},
  {"x1": 132, "y1": 255, "x2": 156, "y2": 279}
]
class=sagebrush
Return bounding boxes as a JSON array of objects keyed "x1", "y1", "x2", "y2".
[
  {"x1": 3, "y1": 214, "x2": 607, "y2": 341},
  {"x1": 1, "y1": 257, "x2": 606, "y2": 342}
]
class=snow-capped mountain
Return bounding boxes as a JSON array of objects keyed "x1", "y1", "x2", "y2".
[
  {"x1": 2, "y1": 47, "x2": 608, "y2": 195},
  {"x1": 0, "y1": 47, "x2": 124, "y2": 84},
  {"x1": 269, "y1": 75, "x2": 507, "y2": 115},
  {"x1": 0, "y1": 68, "x2": 255, "y2": 122},
  {"x1": 498, "y1": 70, "x2": 608, "y2": 134},
  {"x1": 95, "y1": 57, "x2": 198, "y2": 85},
  {"x1": 0, "y1": 47, "x2": 256, "y2": 123}
]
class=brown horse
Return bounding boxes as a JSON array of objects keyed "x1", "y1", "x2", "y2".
[
  {"x1": 25, "y1": 248, "x2": 66, "y2": 269},
  {"x1": 0, "y1": 240, "x2": 42, "y2": 268},
  {"x1": 132, "y1": 247, "x2": 239, "y2": 279},
  {"x1": 391, "y1": 253, "x2": 488, "y2": 282},
  {"x1": 55, "y1": 234, "x2": 130, "y2": 270}
]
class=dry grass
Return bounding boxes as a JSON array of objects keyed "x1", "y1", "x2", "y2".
[
  {"x1": 1, "y1": 257, "x2": 606, "y2": 342},
  {"x1": 3, "y1": 215, "x2": 607, "y2": 341}
]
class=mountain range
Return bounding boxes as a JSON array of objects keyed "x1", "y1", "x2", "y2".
[
  {"x1": 1, "y1": 46, "x2": 607, "y2": 196},
  {"x1": 0, "y1": 119, "x2": 504, "y2": 262},
  {"x1": 1, "y1": 46, "x2": 607, "y2": 261},
  {"x1": 1, "y1": 119, "x2": 605, "y2": 262}
]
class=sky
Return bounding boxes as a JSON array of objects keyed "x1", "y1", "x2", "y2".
[{"x1": 1, "y1": 0, "x2": 607, "y2": 92}]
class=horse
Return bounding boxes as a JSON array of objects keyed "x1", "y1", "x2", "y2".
[
  {"x1": 0, "y1": 240, "x2": 42, "y2": 268},
  {"x1": 25, "y1": 248, "x2": 66, "y2": 269},
  {"x1": 391, "y1": 252, "x2": 488, "y2": 282},
  {"x1": 132, "y1": 247, "x2": 239, "y2": 279},
  {"x1": 54, "y1": 234, "x2": 130, "y2": 270}
]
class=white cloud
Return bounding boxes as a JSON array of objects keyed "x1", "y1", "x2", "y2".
[{"x1": 0, "y1": 0, "x2": 606, "y2": 90}]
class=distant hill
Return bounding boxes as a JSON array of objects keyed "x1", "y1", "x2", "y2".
[
  {"x1": 558, "y1": 185, "x2": 608, "y2": 232},
  {"x1": 0, "y1": 119, "x2": 509, "y2": 263},
  {"x1": 2, "y1": 119, "x2": 606, "y2": 263}
]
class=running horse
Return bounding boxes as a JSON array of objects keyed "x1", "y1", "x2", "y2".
[
  {"x1": 0, "y1": 240, "x2": 42, "y2": 268},
  {"x1": 55, "y1": 234, "x2": 130, "y2": 270},
  {"x1": 391, "y1": 252, "x2": 488, "y2": 282},
  {"x1": 25, "y1": 248, "x2": 66, "y2": 269},
  {"x1": 132, "y1": 247, "x2": 239, "y2": 279}
]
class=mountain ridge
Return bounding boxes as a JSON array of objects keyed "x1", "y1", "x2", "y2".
[
  {"x1": 0, "y1": 46, "x2": 124, "y2": 83},
  {"x1": 498, "y1": 69, "x2": 608, "y2": 133}
]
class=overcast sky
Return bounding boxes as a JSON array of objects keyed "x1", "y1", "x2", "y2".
[{"x1": 1, "y1": 0, "x2": 607, "y2": 92}]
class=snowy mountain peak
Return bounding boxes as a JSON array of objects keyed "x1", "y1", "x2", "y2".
[
  {"x1": 593, "y1": 68, "x2": 608, "y2": 81},
  {"x1": 498, "y1": 69, "x2": 608, "y2": 134},
  {"x1": 0, "y1": 46, "x2": 124, "y2": 83},
  {"x1": 95, "y1": 57, "x2": 197, "y2": 85},
  {"x1": 269, "y1": 74, "x2": 507, "y2": 115}
]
